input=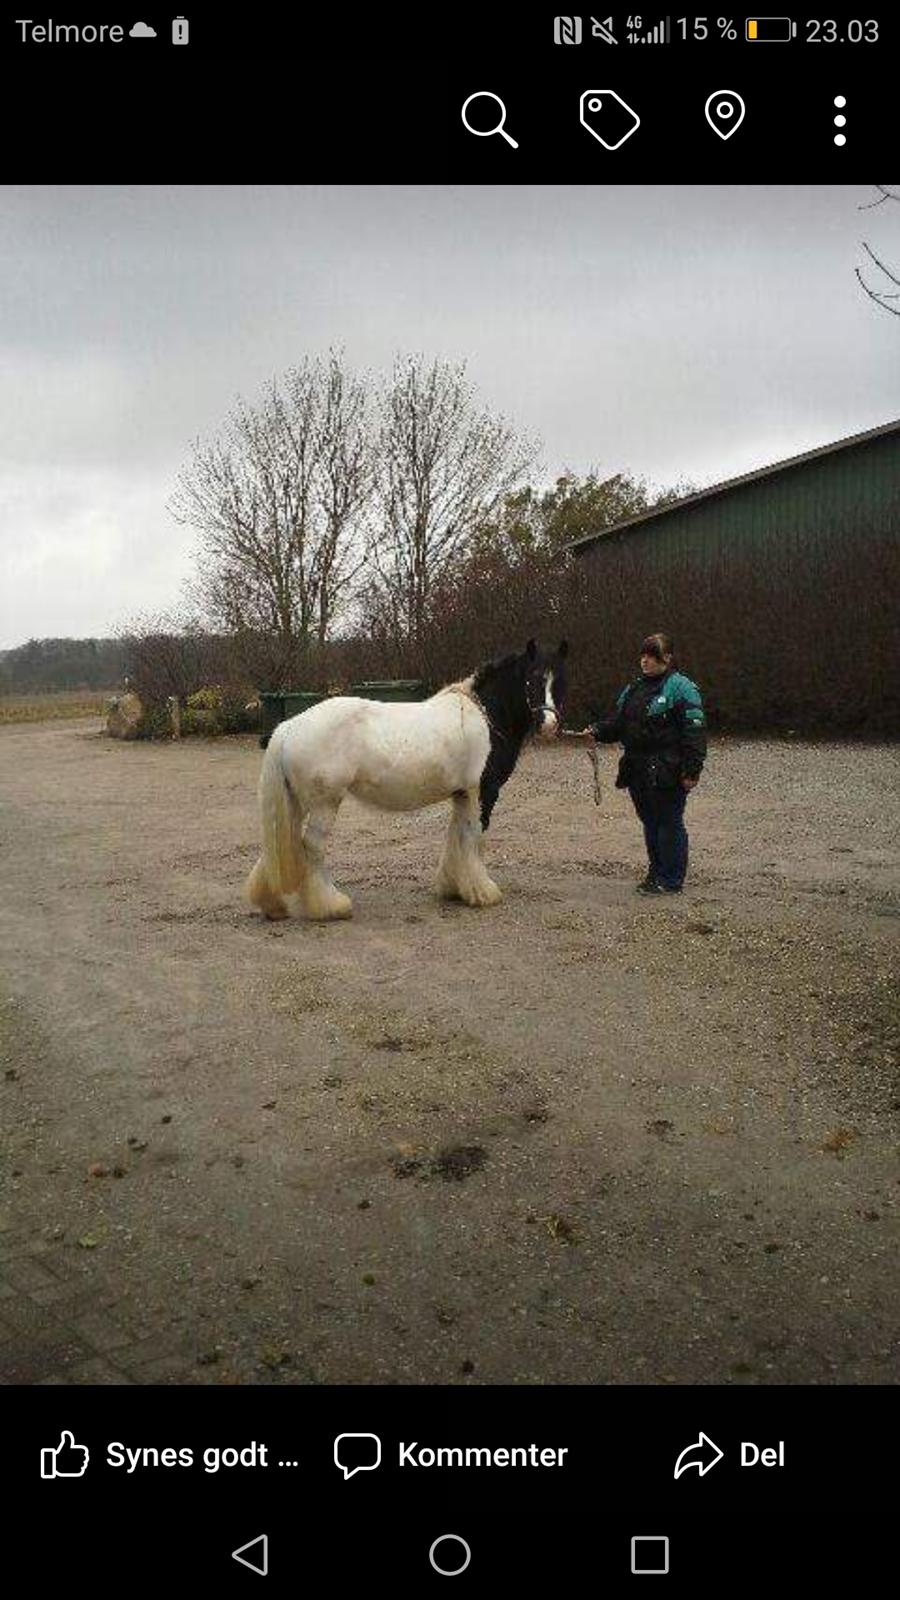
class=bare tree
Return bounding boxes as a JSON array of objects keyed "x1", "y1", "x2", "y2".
[
  {"x1": 313, "y1": 356, "x2": 374, "y2": 648},
  {"x1": 169, "y1": 351, "x2": 374, "y2": 674},
  {"x1": 856, "y1": 185, "x2": 900, "y2": 317},
  {"x1": 368, "y1": 355, "x2": 540, "y2": 653}
]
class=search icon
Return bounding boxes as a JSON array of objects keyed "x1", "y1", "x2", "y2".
[{"x1": 461, "y1": 92, "x2": 519, "y2": 148}]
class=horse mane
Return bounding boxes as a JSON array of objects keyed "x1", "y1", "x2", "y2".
[
  {"x1": 471, "y1": 652, "x2": 521, "y2": 689},
  {"x1": 439, "y1": 639, "x2": 566, "y2": 833},
  {"x1": 470, "y1": 649, "x2": 534, "y2": 743}
]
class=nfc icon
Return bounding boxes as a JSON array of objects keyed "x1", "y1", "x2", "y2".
[{"x1": 554, "y1": 16, "x2": 583, "y2": 44}]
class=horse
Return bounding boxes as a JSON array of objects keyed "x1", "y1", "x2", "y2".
[{"x1": 245, "y1": 638, "x2": 569, "y2": 921}]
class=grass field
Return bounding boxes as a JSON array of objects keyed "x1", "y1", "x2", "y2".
[{"x1": 0, "y1": 689, "x2": 110, "y2": 724}]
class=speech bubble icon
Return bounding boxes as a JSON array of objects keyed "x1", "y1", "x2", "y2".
[{"x1": 334, "y1": 1432, "x2": 382, "y2": 1480}]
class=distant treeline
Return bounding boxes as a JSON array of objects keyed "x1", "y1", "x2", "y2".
[
  {"x1": 12, "y1": 464, "x2": 897, "y2": 736},
  {"x1": 119, "y1": 518, "x2": 899, "y2": 738},
  {"x1": 0, "y1": 637, "x2": 127, "y2": 694},
  {"x1": 112, "y1": 351, "x2": 898, "y2": 738},
  {"x1": 9, "y1": 525, "x2": 899, "y2": 735}
]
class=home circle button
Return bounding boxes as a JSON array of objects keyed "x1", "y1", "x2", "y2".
[{"x1": 429, "y1": 1534, "x2": 472, "y2": 1575}]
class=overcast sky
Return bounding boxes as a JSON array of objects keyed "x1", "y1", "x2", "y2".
[{"x1": 1, "y1": 183, "x2": 897, "y2": 648}]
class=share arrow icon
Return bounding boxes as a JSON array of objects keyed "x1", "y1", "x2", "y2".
[{"x1": 673, "y1": 1432, "x2": 725, "y2": 1479}]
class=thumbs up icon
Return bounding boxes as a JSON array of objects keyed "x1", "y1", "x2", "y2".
[{"x1": 41, "y1": 1431, "x2": 90, "y2": 1478}]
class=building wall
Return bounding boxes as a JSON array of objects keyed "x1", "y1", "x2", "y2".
[{"x1": 568, "y1": 430, "x2": 899, "y2": 733}]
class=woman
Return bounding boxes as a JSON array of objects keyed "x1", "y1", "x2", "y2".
[{"x1": 566, "y1": 632, "x2": 707, "y2": 894}]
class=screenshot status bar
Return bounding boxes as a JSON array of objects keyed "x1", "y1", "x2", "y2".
[{"x1": 551, "y1": 15, "x2": 882, "y2": 45}]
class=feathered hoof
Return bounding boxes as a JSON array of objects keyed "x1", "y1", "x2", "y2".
[
  {"x1": 303, "y1": 891, "x2": 353, "y2": 921},
  {"x1": 247, "y1": 862, "x2": 290, "y2": 920},
  {"x1": 461, "y1": 879, "x2": 503, "y2": 908}
]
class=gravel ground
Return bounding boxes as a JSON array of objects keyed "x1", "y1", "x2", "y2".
[{"x1": 0, "y1": 717, "x2": 898, "y2": 1385}]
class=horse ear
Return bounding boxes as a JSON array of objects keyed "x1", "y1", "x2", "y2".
[
  {"x1": 557, "y1": 638, "x2": 569, "y2": 659},
  {"x1": 525, "y1": 639, "x2": 537, "y2": 661}
]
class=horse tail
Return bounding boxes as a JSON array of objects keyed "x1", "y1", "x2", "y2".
[{"x1": 246, "y1": 732, "x2": 307, "y2": 914}]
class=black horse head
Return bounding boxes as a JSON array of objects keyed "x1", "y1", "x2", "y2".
[
  {"x1": 473, "y1": 638, "x2": 569, "y2": 740},
  {"x1": 472, "y1": 638, "x2": 570, "y2": 831}
]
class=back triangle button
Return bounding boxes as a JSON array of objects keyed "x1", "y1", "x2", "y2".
[{"x1": 232, "y1": 1534, "x2": 268, "y2": 1576}]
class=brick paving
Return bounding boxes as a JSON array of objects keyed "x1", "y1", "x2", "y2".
[{"x1": 0, "y1": 1241, "x2": 199, "y2": 1385}]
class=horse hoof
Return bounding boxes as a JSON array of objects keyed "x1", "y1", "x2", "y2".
[
  {"x1": 305, "y1": 893, "x2": 353, "y2": 921},
  {"x1": 465, "y1": 882, "x2": 503, "y2": 908}
]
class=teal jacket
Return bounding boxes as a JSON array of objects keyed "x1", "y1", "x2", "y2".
[{"x1": 592, "y1": 668, "x2": 707, "y2": 788}]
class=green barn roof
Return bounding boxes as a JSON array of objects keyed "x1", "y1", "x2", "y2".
[{"x1": 567, "y1": 415, "x2": 900, "y2": 555}]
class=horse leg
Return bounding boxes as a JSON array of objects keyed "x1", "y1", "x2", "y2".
[
  {"x1": 297, "y1": 799, "x2": 353, "y2": 921},
  {"x1": 436, "y1": 788, "x2": 502, "y2": 907},
  {"x1": 246, "y1": 856, "x2": 292, "y2": 919},
  {"x1": 246, "y1": 744, "x2": 309, "y2": 920},
  {"x1": 479, "y1": 779, "x2": 500, "y2": 838}
]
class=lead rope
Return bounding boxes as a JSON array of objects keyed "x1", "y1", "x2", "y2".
[
  {"x1": 587, "y1": 741, "x2": 602, "y2": 805},
  {"x1": 451, "y1": 688, "x2": 600, "y2": 800},
  {"x1": 560, "y1": 721, "x2": 602, "y2": 804}
]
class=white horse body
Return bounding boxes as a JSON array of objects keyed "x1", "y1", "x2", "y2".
[
  {"x1": 247, "y1": 686, "x2": 497, "y2": 921},
  {"x1": 245, "y1": 641, "x2": 567, "y2": 922},
  {"x1": 280, "y1": 690, "x2": 490, "y2": 814}
]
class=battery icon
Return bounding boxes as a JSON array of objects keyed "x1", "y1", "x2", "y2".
[
  {"x1": 746, "y1": 17, "x2": 796, "y2": 40},
  {"x1": 172, "y1": 15, "x2": 189, "y2": 44}
]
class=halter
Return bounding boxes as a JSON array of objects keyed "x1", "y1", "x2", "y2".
[
  {"x1": 447, "y1": 665, "x2": 561, "y2": 742},
  {"x1": 526, "y1": 666, "x2": 563, "y2": 734},
  {"x1": 525, "y1": 684, "x2": 549, "y2": 729},
  {"x1": 470, "y1": 683, "x2": 555, "y2": 741}
]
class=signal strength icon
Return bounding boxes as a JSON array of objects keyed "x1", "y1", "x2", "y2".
[{"x1": 627, "y1": 15, "x2": 671, "y2": 42}]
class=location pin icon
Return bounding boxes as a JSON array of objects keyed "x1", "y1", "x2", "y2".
[{"x1": 705, "y1": 90, "x2": 746, "y2": 140}]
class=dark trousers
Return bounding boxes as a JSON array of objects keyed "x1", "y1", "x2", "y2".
[{"x1": 629, "y1": 783, "x2": 689, "y2": 889}]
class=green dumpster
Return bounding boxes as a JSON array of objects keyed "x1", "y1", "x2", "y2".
[
  {"x1": 258, "y1": 690, "x2": 324, "y2": 748},
  {"x1": 258, "y1": 681, "x2": 429, "y2": 748},
  {"x1": 350, "y1": 680, "x2": 429, "y2": 701}
]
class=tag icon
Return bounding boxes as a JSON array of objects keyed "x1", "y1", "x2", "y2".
[
  {"x1": 705, "y1": 91, "x2": 745, "y2": 139},
  {"x1": 580, "y1": 90, "x2": 640, "y2": 149}
]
